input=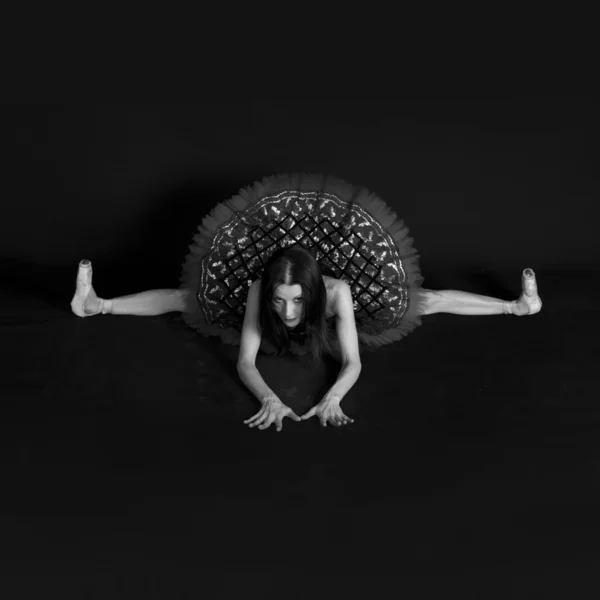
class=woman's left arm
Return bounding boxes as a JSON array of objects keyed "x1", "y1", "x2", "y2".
[
  {"x1": 327, "y1": 281, "x2": 362, "y2": 401},
  {"x1": 301, "y1": 281, "x2": 361, "y2": 426}
]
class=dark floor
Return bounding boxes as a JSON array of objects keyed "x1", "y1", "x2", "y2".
[{"x1": 1, "y1": 260, "x2": 599, "y2": 599}]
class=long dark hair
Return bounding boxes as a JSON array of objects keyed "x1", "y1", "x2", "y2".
[{"x1": 258, "y1": 244, "x2": 334, "y2": 362}]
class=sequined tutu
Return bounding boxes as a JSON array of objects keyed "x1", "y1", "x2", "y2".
[{"x1": 179, "y1": 173, "x2": 427, "y2": 353}]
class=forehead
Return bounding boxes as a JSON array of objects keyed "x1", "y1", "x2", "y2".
[{"x1": 273, "y1": 283, "x2": 303, "y2": 299}]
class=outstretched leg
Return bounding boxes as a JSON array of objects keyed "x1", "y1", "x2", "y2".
[
  {"x1": 420, "y1": 269, "x2": 542, "y2": 316},
  {"x1": 70, "y1": 259, "x2": 193, "y2": 317}
]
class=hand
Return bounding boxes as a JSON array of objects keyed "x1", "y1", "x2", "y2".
[
  {"x1": 300, "y1": 394, "x2": 354, "y2": 427},
  {"x1": 244, "y1": 394, "x2": 302, "y2": 432}
]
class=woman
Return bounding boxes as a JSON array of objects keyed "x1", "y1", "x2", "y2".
[{"x1": 71, "y1": 173, "x2": 542, "y2": 431}]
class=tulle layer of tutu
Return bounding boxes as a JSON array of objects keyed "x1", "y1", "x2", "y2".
[{"x1": 179, "y1": 173, "x2": 425, "y2": 354}]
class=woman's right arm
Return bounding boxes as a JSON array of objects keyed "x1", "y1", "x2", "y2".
[
  {"x1": 237, "y1": 281, "x2": 302, "y2": 431},
  {"x1": 236, "y1": 279, "x2": 274, "y2": 404}
]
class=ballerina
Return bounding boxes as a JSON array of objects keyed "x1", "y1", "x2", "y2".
[{"x1": 71, "y1": 173, "x2": 542, "y2": 431}]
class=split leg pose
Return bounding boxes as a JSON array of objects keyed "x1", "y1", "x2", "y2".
[
  {"x1": 71, "y1": 257, "x2": 542, "y2": 432},
  {"x1": 71, "y1": 260, "x2": 541, "y2": 320}
]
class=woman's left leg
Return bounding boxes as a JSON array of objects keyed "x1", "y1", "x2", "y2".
[{"x1": 419, "y1": 269, "x2": 542, "y2": 316}]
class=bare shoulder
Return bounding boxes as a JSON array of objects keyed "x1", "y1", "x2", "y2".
[
  {"x1": 245, "y1": 278, "x2": 262, "y2": 311},
  {"x1": 323, "y1": 276, "x2": 351, "y2": 318}
]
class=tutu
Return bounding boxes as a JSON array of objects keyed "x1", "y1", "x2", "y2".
[{"x1": 179, "y1": 173, "x2": 427, "y2": 354}]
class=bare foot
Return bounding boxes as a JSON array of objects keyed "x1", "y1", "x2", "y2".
[{"x1": 512, "y1": 268, "x2": 542, "y2": 316}]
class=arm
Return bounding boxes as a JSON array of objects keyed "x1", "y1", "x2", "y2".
[
  {"x1": 300, "y1": 281, "x2": 360, "y2": 426},
  {"x1": 236, "y1": 279, "x2": 273, "y2": 405},
  {"x1": 326, "y1": 281, "x2": 362, "y2": 403},
  {"x1": 238, "y1": 280, "x2": 302, "y2": 431},
  {"x1": 237, "y1": 365, "x2": 275, "y2": 406}
]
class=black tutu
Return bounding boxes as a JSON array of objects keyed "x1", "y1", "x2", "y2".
[{"x1": 179, "y1": 173, "x2": 427, "y2": 354}]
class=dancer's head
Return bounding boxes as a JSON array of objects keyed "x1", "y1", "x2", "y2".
[{"x1": 258, "y1": 244, "x2": 332, "y2": 361}]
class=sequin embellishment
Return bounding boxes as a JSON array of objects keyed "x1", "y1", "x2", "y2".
[{"x1": 197, "y1": 190, "x2": 409, "y2": 335}]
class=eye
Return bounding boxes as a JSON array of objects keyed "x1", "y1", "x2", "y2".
[{"x1": 294, "y1": 298, "x2": 304, "y2": 304}]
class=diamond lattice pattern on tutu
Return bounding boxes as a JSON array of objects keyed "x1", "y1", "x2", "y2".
[
  {"x1": 198, "y1": 190, "x2": 408, "y2": 334},
  {"x1": 220, "y1": 212, "x2": 386, "y2": 320}
]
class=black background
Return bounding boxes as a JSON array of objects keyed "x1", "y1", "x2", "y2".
[
  {"x1": 3, "y1": 93, "x2": 599, "y2": 279},
  {"x1": 2, "y1": 17, "x2": 600, "y2": 599}
]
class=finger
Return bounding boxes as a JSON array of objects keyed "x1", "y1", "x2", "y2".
[
  {"x1": 332, "y1": 411, "x2": 349, "y2": 426},
  {"x1": 331, "y1": 410, "x2": 344, "y2": 424},
  {"x1": 301, "y1": 408, "x2": 316, "y2": 420},
  {"x1": 276, "y1": 413, "x2": 293, "y2": 431},
  {"x1": 258, "y1": 417, "x2": 274, "y2": 430},
  {"x1": 276, "y1": 414, "x2": 291, "y2": 432},
  {"x1": 247, "y1": 415, "x2": 267, "y2": 428},
  {"x1": 247, "y1": 408, "x2": 269, "y2": 428},
  {"x1": 287, "y1": 411, "x2": 302, "y2": 422},
  {"x1": 329, "y1": 409, "x2": 342, "y2": 426},
  {"x1": 244, "y1": 407, "x2": 266, "y2": 424},
  {"x1": 335, "y1": 408, "x2": 354, "y2": 424}
]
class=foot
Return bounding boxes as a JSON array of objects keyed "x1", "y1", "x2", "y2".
[
  {"x1": 511, "y1": 268, "x2": 542, "y2": 316},
  {"x1": 71, "y1": 259, "x2": 103, "y2": 317}
]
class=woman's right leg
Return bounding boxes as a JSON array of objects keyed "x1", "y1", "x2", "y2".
[
  {"x1": 71, "y1": 259, "x2": 193, "y2": 317},
  {"x1": 103, "y1": 289, "x2": 191, "y2": 316}
]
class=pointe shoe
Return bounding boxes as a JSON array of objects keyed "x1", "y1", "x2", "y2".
[
  {"x1": 70, "y1": 259, "x2": 97, "y2": 317},
  {"x1": 520, "y1": 268, "x2": 542, "y2": 315}
]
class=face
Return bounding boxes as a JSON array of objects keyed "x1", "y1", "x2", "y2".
[{"x1": 272, "y1": 283, "x2": 304, "y2": 328}]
